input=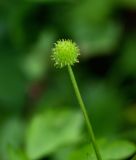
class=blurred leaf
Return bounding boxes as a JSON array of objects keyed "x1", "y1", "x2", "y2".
[
  {"x1": 21, "y1": 30, "x2": 56, "y2": 80},
  {"x1": 8, "y1": 146, "x2": 29, "y2": 160},
  {"x1": 55, "y1": 139, "x2": 136, "y2": 160},
  {"x1": 69, "y1": 21, "x2": 122, "y2": 58},
  {"x1": 26, "y1": 108, "x2": 83, "y2": 160},
  {"x1": 0, "y1": 117, "x2": 25, "y2": 160},
  {"x1": 71, "y1": 0, "x2": 115, "y2": 23},
  {"x1": 99, "y1": 140, "x2": 136, "y2": 159},
  {"x1": 52, "y1": 146, "x2": 75, "y2": 160}
]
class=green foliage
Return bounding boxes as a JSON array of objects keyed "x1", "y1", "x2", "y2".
[
  {"x1": 53, "y1": 139, "x2": 136, "y2": 160},
  {"x1": 0, "y1": 117, "x2": 25, "y2": 160},
  {"x1": 26, "y1": 108, "x2": 83, "y2": 159},
  {"x1": 69, "y1": 21, "x2": 122, "y2": 57},
  {"x1": 22, "y1": 30, "x2": 56, "y2": 80},
  {"x1": 8, "y1": 146, "x2": 29, "y2": 160},
  {"x1": 0, "y1": 0, "x2": 136, "y2": 160},
  {"x1": 69, "y1": 139, "x2": 135, "y2": 160}
]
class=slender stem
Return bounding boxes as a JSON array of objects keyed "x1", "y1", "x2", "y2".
[{"x1": 68, "y1": 65, "x2": 102, "y2": 160}]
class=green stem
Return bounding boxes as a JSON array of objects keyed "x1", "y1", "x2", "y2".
[{"x1": 68, "y1": 65, "x2": 102, "y2": 160}]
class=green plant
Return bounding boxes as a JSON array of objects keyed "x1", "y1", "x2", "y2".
[{"x1": 52, "y1": 39, "x2": 102, "y2": 160}]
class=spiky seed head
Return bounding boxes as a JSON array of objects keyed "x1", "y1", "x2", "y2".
[{"x1": 51, "y1": 39, "x2": 80, "y2": 68}]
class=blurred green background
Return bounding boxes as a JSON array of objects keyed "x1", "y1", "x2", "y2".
[{"x1": 0, "y1": 0, "x2": 136, "y2": 160}]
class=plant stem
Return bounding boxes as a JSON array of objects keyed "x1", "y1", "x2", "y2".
[{"x1": 68, "y1": 65, "x2": 102, "y2": 160}]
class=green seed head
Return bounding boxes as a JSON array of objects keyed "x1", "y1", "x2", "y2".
[{"x1": 51, "y1": 39, "x2": 80, "y2": 68}]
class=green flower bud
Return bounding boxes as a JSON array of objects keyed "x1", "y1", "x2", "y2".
[{"x1": 51, "y1": 39, "x2": 80, "y2": 68}]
